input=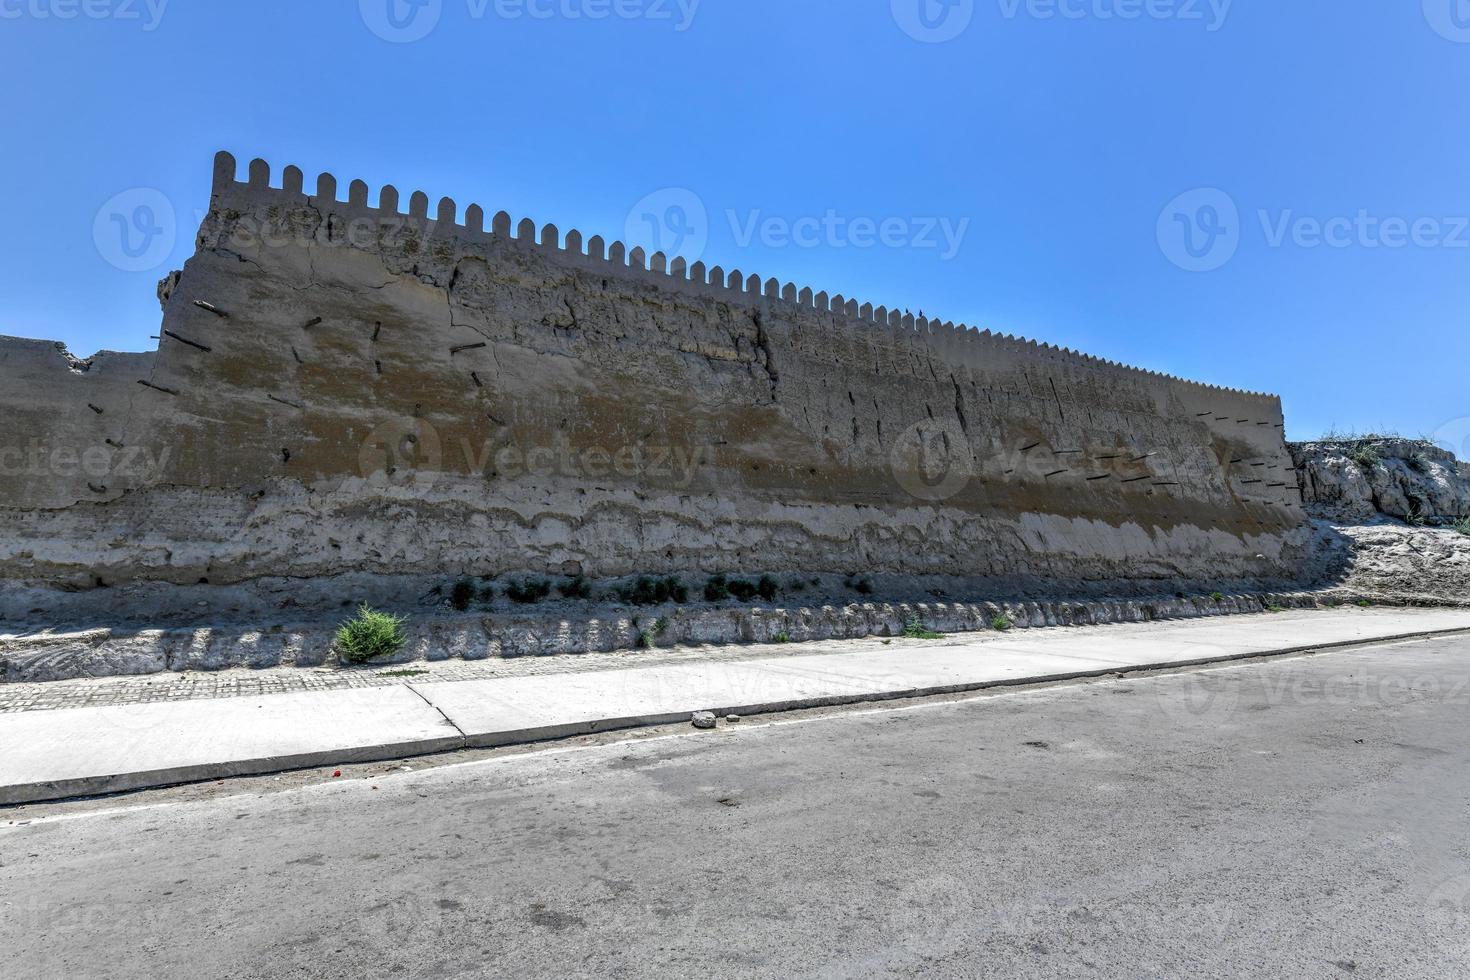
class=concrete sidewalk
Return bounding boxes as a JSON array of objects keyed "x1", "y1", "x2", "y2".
[{"x1": 5, "y1": 607, "x2": 1470, "y2": 806}]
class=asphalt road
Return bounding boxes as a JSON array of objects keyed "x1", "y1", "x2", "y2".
[{"x1": 5, "y1": 636, "x2": 1470, "y2": 978}]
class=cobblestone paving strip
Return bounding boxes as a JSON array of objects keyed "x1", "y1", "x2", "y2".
[{"x1": 0, "y1": 641, "x2": 859, "y2": 715}]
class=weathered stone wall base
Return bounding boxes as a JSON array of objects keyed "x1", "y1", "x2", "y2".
[{"x1": 0, "y1": 590, "x2": 1376, "y2": 684}]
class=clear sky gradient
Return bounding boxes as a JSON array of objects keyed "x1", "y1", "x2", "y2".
[{"x1": 4, "y1": 0, "x2": 1468, "y2": 444}]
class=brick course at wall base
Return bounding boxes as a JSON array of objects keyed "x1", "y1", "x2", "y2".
[{"x1": 0, "y1": 152, "x2": 1322, "y2": 617}]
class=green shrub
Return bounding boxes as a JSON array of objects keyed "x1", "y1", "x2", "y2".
[
  {"x1": 773, "y1": 631, "x2": 791, "y2": 644},
  {"x1": 1455, "y1": 518, "x2": 1470, "y2": 537},
  {"x1": 727, "y1": 578, "x2": 758, "y2": 602},
  {"x1": 1265, "y1": 603, "x2": 1286, "y2": 613},
  {"x1": 558, "y1": 575, "x2": 592, "y2": 600},
  {"x1": 505, "y1": 579, "x2": 552, "y2": 605},
  {"x1": 704, "y1": 574, "x2": 731, "y2": 602},
  {"x1": 620, "y1": 576, "x2": 657, "y2": 605},
  {"x1": 757, "y1": 575, "x2": 779, "y2": 602},
  {"x1": 619, "y1": 575, "x2": 688, "y2": 606},
  {"x1": 450, "y1": 579, "x2": 476, "y2": 612},
  {"x1": 1211, "y1": 592, "x2": 1225, "y2": 602},
  {"x1": 336, "y1": 605, "x2": 409, "y2": 664},
  {"x1": 990, "y1": 614, "x2": 1013, "y2": 632}
]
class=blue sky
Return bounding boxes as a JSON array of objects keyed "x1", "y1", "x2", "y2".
[{"x1": 3, "y1": 0, "x2": 1468, "y2": 445}]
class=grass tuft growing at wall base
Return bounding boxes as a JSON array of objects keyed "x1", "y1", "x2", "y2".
[
  {"x1": 336, "y1": 605, "x2": 409, "y2": 664},
  {"x1": 901, "y1": 614, "x2": 945, "y2": 640}
]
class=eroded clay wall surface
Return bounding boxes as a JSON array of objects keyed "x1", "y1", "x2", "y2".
[{"x1": 0, "y1": 153, "x2": 1312, "y2": 594}]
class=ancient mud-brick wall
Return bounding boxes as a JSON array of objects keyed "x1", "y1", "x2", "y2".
[{"x1": 0, "y1": 153, "x2": 1312, "y2": 593}]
